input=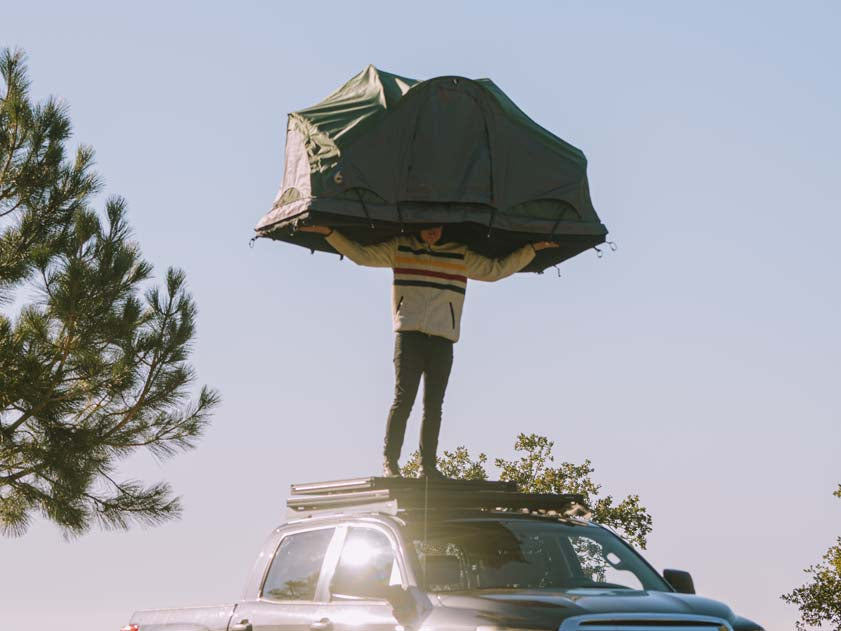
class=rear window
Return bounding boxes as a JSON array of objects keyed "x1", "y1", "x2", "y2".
[{"x1": 262, "y1": 528, "x2": 334, "y2": 601}]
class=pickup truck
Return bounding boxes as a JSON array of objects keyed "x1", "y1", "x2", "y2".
[{"x1": 122, "y1": 478, "x2": 764, "y2": 631}]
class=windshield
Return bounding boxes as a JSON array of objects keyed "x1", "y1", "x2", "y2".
[{"x1": 404, "y1": 517, "x2": 669, "y2": 593}]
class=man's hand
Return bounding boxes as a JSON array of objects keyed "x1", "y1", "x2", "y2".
[
  {"x1": 532, "y1": 241, "x2": 559, "y2": 251},
  {"x1": 296, "y1": 224, "x2": 332, "y2": 235}
]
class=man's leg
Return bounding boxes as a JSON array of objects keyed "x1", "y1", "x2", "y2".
[
  {"x1": 384, "y1": 332, "x2": 424, "y2": 468},
  {"x1": 419, "y1": 335, "x2": 454, "y2": 472}
]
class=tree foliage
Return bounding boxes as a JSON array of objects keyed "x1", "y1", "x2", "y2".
[
  {"x1": 782, "y1": 485, "x2": 841, "y2": 630},
  {"x1": 0, "y1": 48, "x2": 219, "y2": 537},
  {"x1": 403, "y1": 432, "x2": 653, "y2": 548}
]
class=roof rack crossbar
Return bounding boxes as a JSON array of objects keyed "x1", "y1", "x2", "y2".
[
  {"x1": 291, "y1": 476, "x2": 517, "y2": 496},
  {"x1": 286, "y1": 499, "x2": 399, "y2": 521},
  {"x1": 287, "y1": 489, "x2": 391, "y2": 510},
  {"x1": 286, "y1": 477, "x2": 591, "y2": 520}
]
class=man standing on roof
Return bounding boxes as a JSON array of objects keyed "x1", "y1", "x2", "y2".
[{"x1": 299, "y1": 224, "x2": 558, "y2": 480}]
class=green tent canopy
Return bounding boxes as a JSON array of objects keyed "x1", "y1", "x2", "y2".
[{"x1": 255, "y1": 65, "x2": 608, "y2": 273}]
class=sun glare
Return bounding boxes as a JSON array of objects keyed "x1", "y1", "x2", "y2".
[{"x1": 341, "y1": 538, "x2": 378, "y2": 567}]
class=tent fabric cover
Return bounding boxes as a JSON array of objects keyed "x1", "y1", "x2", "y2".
[{"x1": 256, "y1": 65, "x2": 608, "y2": 273}]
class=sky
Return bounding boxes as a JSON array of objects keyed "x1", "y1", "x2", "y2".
[{"x1": 1, "y1": 2, "x2": 839, "y2": 630}]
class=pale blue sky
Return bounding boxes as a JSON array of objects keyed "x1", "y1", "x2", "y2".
[{"x1": 1, "y1": 2, "x2": 839, "y2": 630}]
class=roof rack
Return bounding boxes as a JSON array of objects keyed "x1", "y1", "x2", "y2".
[
  {"x1": 286, "y1": 476, "x2": 591, "y2": 521},
  {"x1": 291, "y1": 476, "x2": 516, "y2": 495}
]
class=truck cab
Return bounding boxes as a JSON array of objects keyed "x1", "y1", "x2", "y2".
[{"x1": 127, "y1": 477, "x2": 764, "y2": 631}]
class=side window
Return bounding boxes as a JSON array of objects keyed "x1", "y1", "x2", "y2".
[
  {"x1": 262, "y1": 528, "x2": 335, "y2": 601},
  {"x1": 330, "y1": 527, "x2": 399, "y2": 599}
]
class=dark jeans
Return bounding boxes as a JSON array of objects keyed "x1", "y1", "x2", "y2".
[{"x1": 384, "y1": 331, "x2": 454, "y2": 466}]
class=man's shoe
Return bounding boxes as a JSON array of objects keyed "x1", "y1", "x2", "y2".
[
  {"x1": 421, "y1": 465, "x2": 449, "y2": 481},
  {"x1": 382, "y1": 457, "x2": 402, "y2": 478}
]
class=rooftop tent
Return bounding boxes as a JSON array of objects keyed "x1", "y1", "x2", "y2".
[{"x1": 255, "y1": 65, "x2": 608, "y2": 273}]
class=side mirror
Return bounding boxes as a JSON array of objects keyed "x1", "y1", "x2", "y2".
[
  {"x1": 663, "y1": 569, "x2": 696, "y2": 594},
  {"x1": 385, "y1": 585, "x2": 432, "y2": 630}
]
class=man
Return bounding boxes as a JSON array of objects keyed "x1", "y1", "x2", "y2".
[{"x1": 299, "y1": 224, "x2": 557, "y2": 479}]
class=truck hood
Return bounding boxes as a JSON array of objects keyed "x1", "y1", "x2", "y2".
[{"x1": 434, "y1": 589, "x2": 760, "y2": 630}]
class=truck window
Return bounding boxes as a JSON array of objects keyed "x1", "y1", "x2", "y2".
[
  {"x1": 406, "y1": 518, "x2": 668, "y2": 592},
  {"x1": 262, "y1": 528, "x2": 335, "y2": 601},
  {"x1": 330, "y1": 527, "x2": 399, "y2": 599},
  {"x1": 566, "y1": 534, "x2": 645, "y2": 590}
]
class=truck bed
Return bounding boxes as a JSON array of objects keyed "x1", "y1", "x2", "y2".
[{"x1": 131, "y1": 603, "x2": 235, "y2": 631}]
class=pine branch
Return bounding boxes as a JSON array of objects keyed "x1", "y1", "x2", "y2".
[{"x1": 0, "y1": 47, "x2": 217, "y2": 537}]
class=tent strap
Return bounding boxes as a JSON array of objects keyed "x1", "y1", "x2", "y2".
[
  {"x1": 396, "y1": 201, "x2": 405, "y2": 232},
  {"x1": 354, "y1": 189, "x2": 375, "y2": 229},
  {"x1": 550, "y1": 201, "x2": 581, "y2": 237},
  {"x1": 486, "y1": 207, "x2": 498, "y2": 237}
]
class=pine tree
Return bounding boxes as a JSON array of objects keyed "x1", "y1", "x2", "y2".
[{"x1": 0, "y1": 48, "x2": 219, "y2": 537}]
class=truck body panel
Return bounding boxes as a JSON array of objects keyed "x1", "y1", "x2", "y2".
[{"x1": 130, "y1": 604, "x2": 235, "y2": 631}]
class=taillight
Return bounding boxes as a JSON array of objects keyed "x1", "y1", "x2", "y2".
[{"x1": 120, "y1": 625, "x2": 139, "y2": 631}]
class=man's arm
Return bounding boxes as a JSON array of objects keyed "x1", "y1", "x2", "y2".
[
  {"x1": 465, "y1": 241, "x2": 558, "y2": 281},
  {"x1": 298, "y1": 225, "x2": 396, "y2": 268}
]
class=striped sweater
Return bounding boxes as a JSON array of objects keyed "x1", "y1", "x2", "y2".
[{"x1": 326, "y1": 231, "x2": 535, "y2": 342}]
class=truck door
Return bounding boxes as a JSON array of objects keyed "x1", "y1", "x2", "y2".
[
  {"x1": 317, "y1": 525, "x2": 403, "y2": 631},
  {"x1": 231, "y1": 526, "x2": 338, "y2": 631}
]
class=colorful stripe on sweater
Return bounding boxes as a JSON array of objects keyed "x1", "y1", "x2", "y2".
[{"x1": 393, "y1": 247, "x2": 467, "y2": 295}]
